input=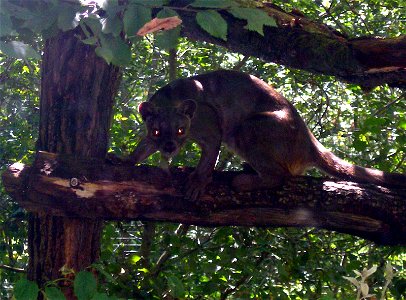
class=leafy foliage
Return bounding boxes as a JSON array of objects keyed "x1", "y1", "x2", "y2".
[
  {"x1": 0, "y1": 56, "x2": 38, "y2": 298},
  {"x1": 13, "y1": 270, "x2": 117, "y2": 300},
  {"x1": 0, "y1": 0, "x2": 278, "y2": 62},
  {"x1": 1, "y1": 0, "x2": 405, "y2": 299},
  {"x1": 229, "y1": 7, "x2": 277, "y2": 35}
]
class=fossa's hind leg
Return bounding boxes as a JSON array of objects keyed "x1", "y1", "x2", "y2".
[
  {"x1": 232, "y1": 172, "x2": 287, "y2": 191},
  {"x1": 230, "y1": 112, "x2": 309, "y2": 191}
]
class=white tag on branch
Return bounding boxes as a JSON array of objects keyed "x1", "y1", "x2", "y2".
[{"x1": 137, "y1": 17, "x2": 182, "y2": 36}]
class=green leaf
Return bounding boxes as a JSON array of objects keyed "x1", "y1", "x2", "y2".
[
  {"x1": 57, "y1": 4, "x2": 80, "y2": 31},
  {"x1": 364, "y1": 117, "x2": 386, "y2": 128},
  {"x1": 90, "y1": 292, "x2": 110, "y2": 300},
  {"x1": 352, "y1": 133, "x2": 368, "y2": 151},
  {"x1": 229, "y1": 7, "x2": 277, "y2": 35},
  {"x1": 123, "y1": 4, "x2": 151, "y2": 37},
  {"x1": 156, "y1": 8, "x2": 179, "y2": 21},
  {"x1": 0, "y1": 41, "x2": 41, "y2": 60},
  {"x1": 196, "y1": 10, "x2": 228, "y2": 41},
  {"x1": 44, "y1": 287, "x2": 66, "y2": 300},
  {"x1": 74, "y1": 271, "x2": 97, "y2": 300},
  {"x1": 167, "y1": 275, "x2": 185, "y2": 298},
  {"x1": 81, "y1": 36, "x2": 98, "y2": 45},
  {"x1": 0, "y1": 13, "x2": 16, "y2": 37},
  {"x1": 99, "y1": 0, "x2": 120, "y2": 13},
  {"x1": 95, "y1": 46, "x2": 113, "y2": 64},
  {"x1": 101, "y1": 16, "x2": 123, "y2": 37},
  {"x1": 131, "y1": 254, "x2": 142, "y2": 264},
  {"x1": 1, "y1": 1, "x2": 33, "y2": 21},
  {"x1": 82, "y1": 16, "x2": 103, "y2": 37},
  {"x1": 14, "y1": 279, "x2": 39, "y2": 300},
  {"x1": 190, "y1": 0, "x2": 237, "y2": 8},
  {"x1": 155, "y1": 8, "x2": 181, "y2": 49},
  {"x1": 97, "y1": 34, "x2": 131, "y2": 66},
  {"x1": 128, "y1": 0, "x2": 168, "y2": 5},
  {"x1": 23, "y1": 12, "x2": 58, "y2": 34}
]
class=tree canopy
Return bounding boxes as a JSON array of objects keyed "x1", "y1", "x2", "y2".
[{"x1": 0, "y1": 0, "x2": 405, "y2": 299}]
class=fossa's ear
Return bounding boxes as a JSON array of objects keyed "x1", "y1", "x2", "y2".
[
  {"x1": 138, "y1": 102, "x2": 156, "y2": 121},
  {"x1": 178, "y1": 99, "x2": 197, "y2": 119}
]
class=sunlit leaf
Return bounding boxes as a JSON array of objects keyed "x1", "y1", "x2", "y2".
[{"x1": 131, "y1": 255, "x2": 141, "y2": 264}]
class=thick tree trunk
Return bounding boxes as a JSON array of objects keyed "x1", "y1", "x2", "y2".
[{"x1": 28, "y1": 30, "x2": 121, "y2": 294}]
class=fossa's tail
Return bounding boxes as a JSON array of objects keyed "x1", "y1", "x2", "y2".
[{"x1": 312, "y1": 137, "x2": 405, "y2": 187}]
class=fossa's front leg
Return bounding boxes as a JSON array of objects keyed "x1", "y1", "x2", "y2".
[
  {"x1": 106, "y1": 138, "x2": 157, "y2": 165},
  {"x1": 127, "y1": 137, "x2": 158, "y2": 164},
  {"x1": 185, "y1": 141, "x2": 221, "y2": 200}
]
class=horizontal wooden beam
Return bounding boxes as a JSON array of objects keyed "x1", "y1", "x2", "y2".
[{"x1": 2, "y1": 151, "x2": 406, "y2": 245}]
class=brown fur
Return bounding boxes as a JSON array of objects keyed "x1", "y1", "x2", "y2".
[{"x1": 128, "y1": 70, "x2": 405, "y2": 200}]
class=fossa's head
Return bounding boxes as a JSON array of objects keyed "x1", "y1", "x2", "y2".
[{"x1": 138, "y1": 100, "x2": 196, "y2": 158}]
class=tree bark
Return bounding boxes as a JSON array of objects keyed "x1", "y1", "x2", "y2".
[
  {"x1": 28, "y1": 29, "x2": 121, "y2": 295},
  {"x1": 166, "y1": 1, "x2": 406, "y2": 89},
  {"x1": 3, "y1": 152, "x2": 405, "y2": 246}
]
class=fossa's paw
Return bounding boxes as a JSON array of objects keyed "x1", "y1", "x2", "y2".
[
  {"x1": 184, "y1": 172, "x2": 211, "y2": 201},
  {"x1": 105, "y1": 153, "x2": 124, "y2": 165}
]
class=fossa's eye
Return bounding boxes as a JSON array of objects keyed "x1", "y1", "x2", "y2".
[
  {"x1": 152, "y1": 129, "x2": 160, "y2": 137},
  {"x1": 177, "y1": 127, "x2": 185, "y2": 136}
]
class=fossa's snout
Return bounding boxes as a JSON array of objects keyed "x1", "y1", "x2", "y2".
[{"x1": 162, "y1": 141, "x2": 177, "y2": 154}]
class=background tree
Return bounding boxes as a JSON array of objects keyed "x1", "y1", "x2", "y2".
[{"x1": 0, "y1": 0, "x2": 405, "y2": 299}]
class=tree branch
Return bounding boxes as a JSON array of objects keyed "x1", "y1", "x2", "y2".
[
  {"x1": 2, "y1": 151, "x2": 406, "y2": 246},
  {"x1": 165, "y1": 1, "x2": 406, "y2": 89}
]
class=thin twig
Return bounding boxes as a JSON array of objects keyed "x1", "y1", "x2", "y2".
[
  {"x1": 232, "y1": 55, "x2": 249, "y2": 71},
  {"x1": 373, "y1": 92, "x2": 406, "y2": 117},
  {"x1": 0, "y1": 264, "x2": 26, "y2": 273},
  {"x1": 342, "y1": 0, "x2": 372, "y2": 34},
  {"x1": 314, "y1": 0, "x2": 349, "y2": 36},
  {"x1": 220, "y1": 251, "x2": 270, "y2": 300},
  {"x1": 151, "y1": 224, "x2": 190, "y2": 277}
]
